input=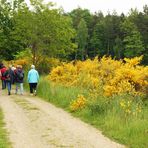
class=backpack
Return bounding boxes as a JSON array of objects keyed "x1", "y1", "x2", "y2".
[
  {"x1": 18, "y1": 71, "x2": 24, "y2": 79},
  {"x1": 4, "y1": 70, "x2": 10, "y2": 81},
  {"x1": 2, "y1": 71, "x2": 6, "y2": 77}
]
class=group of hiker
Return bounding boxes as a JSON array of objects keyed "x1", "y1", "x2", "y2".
[{"x1": 0, "y1": 63, "x2": 39, "y2": 96}]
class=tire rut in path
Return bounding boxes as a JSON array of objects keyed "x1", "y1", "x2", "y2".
[{"x1": 0, "y1": 93, "x2": 124, "y2": 148}]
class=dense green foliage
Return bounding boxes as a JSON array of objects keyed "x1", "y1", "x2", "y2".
[
  {"x1": 69, "y1": 7, "x2": 148, "y2": 64},
  {"x1": 0, "y1": 0, "x2": 75, "y2": 63},
  {"x1": 0, "y1": 0, "x2": 148, "y2": 64},
  {"x1": 76, "y1": 18, "x2": 88, "y2": 60}
]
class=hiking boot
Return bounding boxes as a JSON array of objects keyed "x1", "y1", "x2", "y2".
[{"x1": 8, "y1": 92, "x2": 11, "y2": 95}]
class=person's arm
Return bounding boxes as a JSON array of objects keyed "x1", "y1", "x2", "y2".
[
  {"x1": 0, "y1": 70, "x2": 1, "y2": 78},
  {"x1": 36, "y1": 71, "x2": 39, "y2": 81},
  {"x1": 23, "y1": 70, "x2": 25, "y2": 78}
]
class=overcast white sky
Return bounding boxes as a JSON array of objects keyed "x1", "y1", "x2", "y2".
[{"x1": 44, "y1": 0, "x2": 148, "y2": 15}]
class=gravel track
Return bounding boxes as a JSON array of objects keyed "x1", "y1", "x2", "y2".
[{"x1": 0, "y1": 90, "x2": 124, "y2": 148}]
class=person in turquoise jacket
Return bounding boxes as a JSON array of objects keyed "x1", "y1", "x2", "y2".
[{"x1": 27, "y1": 65, "x2": 39, "y2": 96}]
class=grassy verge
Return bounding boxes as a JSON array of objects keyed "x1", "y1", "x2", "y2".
[
  {"x1": 0, "y1": 108, "x2": 11, "y2": 148},
  {"x1": 37, "y1": 77, "x2": 148, "y2": 148}
]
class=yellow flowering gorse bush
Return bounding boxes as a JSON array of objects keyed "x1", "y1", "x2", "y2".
[{"x1": 49, "y1": 56, "x2": 148, "y2": 97}]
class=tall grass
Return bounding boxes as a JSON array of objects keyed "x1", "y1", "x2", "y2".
[
  {"x1": 37, "y1": 77, "x2": 87, "y2": 109},
  {"x1": 38, "y1": 78, "x2": 148, "y2": 148},
  {"x1": 0, "y1": 108, "x2": 11, "y2": 148}
]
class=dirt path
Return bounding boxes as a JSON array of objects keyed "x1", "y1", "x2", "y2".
[{"x1": 0, "y1": 90, "x2": 124, "y2": 148}]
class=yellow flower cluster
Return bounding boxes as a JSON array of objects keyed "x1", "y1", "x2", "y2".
[
  {"x1": 70, "y1": 95, "x2": 87, "y2": 111},
  {"x1": 48, "y1": 63, "x2": 78, "y2": 86},
  {"x1": 119, "y1": 99, "x2": 142, "y2": 117},
  {"x1": 4, "y1": 58, "x2": 29, "y2": 68},
  {"x1": 124, "y1": 56, "x2": 143, "y2": 66},
  {"x1": 49, "y1": 56, "x2": 148, "y2": 97},
  {"x1": 13, "y1": 59, "x2": 29, "y2": 67},
  {"x1": 120, "y1": 99, "x2": 132, "y2": 114},
  {"x1": 48, "y1": 57, "x2": 104, "y2": 88},
  {"x1": 104, "y1": 56, "x2": 148, "y2": 96}
]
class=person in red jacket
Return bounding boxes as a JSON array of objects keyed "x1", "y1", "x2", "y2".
[
  {"x1": 0, "y1": 62, "x2": 2, "y2": 77},
  {"x1": 0, "y1": 63, "x2": 7, "y2": 89}
]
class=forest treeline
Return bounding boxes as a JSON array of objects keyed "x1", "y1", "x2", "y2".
[{"x1": 0, "y1": 0, "x2": 148, "y2": 64}]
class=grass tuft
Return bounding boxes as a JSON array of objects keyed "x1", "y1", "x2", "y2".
[{"x1": 0, "y1": 108, "x2": 11, "y2": 148}]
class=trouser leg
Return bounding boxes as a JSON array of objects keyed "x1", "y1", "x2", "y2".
[
  {"x1": 7, "y1": 82, "x2": 11, "y2": 95},
  {"x1": 2, "y1": 80, "x2": 6, "y2": 89},
  {"x1": 33, "y1": 83, "x2": 37, "y2": 91},
  {"x1": 29, "y1": 83, "x2": 33, "y2": 93},
  {"x1": 15, "y1": 83, "x2": 19, "y2": 94},
  {"x1": 33, "y1": 83, "x2": 37, "y2": 95},
  {"x1": 20, "y1": 83, "x2": 24, "y2": 94}
]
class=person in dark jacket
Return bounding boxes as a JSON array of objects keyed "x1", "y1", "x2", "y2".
[
  {"x1": 15, "y1": 65, "x2": 24, "y2": 95},
  {"x1": 5, "y1": 65, "x2": 14, "y2": 95},
  {"x1": 11, "y1": 65, "x2": 16, "y2": 84}
]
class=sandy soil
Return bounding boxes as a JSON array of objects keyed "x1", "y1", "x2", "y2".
[{"x1": 0, "y1": 89, "x2": 124, "y2": 148}]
